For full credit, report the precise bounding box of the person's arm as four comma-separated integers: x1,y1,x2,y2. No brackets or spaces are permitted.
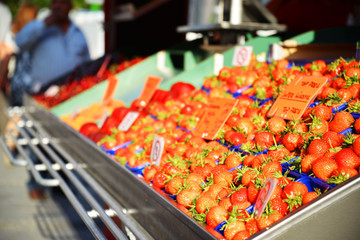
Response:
14,20,48,52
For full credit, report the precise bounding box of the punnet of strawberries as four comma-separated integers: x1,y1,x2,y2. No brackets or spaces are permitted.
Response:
33,57,144,108
74,56,360,240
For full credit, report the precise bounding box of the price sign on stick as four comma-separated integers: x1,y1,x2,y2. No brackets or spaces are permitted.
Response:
267,76,328,120
135,76,162,109
232,46,253,66
254,178,278,219
193,97,238,140
118,111,140,131
151,135,165,166
102,73,119,105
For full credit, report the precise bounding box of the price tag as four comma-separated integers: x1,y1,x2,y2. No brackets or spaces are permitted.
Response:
254,178,278,219
232,46,253,66
135,76,162,108
214,53,224,75
96,55,111,79
97,109,109,128
151,135,165,166
192,97,238,140
267,76,328,120
102,73,119,105
118,111,140,131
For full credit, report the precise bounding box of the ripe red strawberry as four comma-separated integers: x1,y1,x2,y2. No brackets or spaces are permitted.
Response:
226,113,241,128
328,166,358,184
165,176,184,195
230,188,248,204
329,111,354,133
176,189,199,208
270,197,288,216
219,197,232,211
267,146,291,161
281,182,308,199
143,165,158,182
233,230,251,240
254,131,274,150
152,171,168,189
257,215,273,230
268,116,287,135
313,104,332,121
224,219,246,240
214,171,234,188
312,157,339,181
225,152,244,169
308,117,329,134
283,132,303,152
322,131,344,148
196,196,218,214
302,191,319,205
235,117,255,136
203,183,227,200
301,154,322,173
242,155,256,167
206,205,229,228
247,182,260,204
353,135,360,156
229,132,247,146
262,161,282,178
251,154,268,170
307,139,330,155
355,118,360,134
240,168,258,187
345,67,360,78
335,148,360,169
245,218,259,235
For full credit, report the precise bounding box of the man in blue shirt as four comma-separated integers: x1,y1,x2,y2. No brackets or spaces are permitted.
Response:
10,0,90,106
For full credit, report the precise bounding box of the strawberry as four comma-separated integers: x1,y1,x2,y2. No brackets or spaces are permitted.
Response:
307,139,330,155
281,181,308,199
196,195,218,214
206,205,229,228
302,191,320,205
251,154,268,170
238,168,258,187
355,118,360,134
203,183,227,200
267,145,291,161
262,161,282,178
257,215,273,230
234,117,255,136
313,104,332,121
322,131,344,148
165,175,184,195
186,173,205,192
282,132,303,152
223,219,246,240
301,154,322,173
242,155,256,167
247,182,260,204
268,116,287,135
270,197,288,216
219,197,232,211
233,230,251,240
213,170,234,188
231,201,252,211
312,157,338,181
345,67,360,78
245,218,259,235
329,111,354,133
328,166,358,184
176,189,199,208
338,88,352,103
152,171,168,189
226,114,241,128
308,116,329,134
143,165,158,182
225,152,244,169
348,83,360,99
230,188,248,204
254,131,275,150
353,136,360,156
334,148,360,169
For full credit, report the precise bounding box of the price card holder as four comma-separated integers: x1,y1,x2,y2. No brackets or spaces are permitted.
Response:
118,111,140,131
232,46,253,66
135,76,162,108
267,76,328,120
254,178,278,219
151,135,165,166
193,97,238,140
214,53,224,75
102,73,119,105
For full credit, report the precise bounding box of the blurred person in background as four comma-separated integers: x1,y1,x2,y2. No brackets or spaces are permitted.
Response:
0,0,12,92
8,0,90,106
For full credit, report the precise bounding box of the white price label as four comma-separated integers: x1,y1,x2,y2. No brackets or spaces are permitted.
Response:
44,85,60,97
151,135,165,166
213,53,224,75
118,111,139,131
232,46,253,66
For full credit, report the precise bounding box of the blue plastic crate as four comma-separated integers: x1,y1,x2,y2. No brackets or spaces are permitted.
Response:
101,141,133,156
125,162,150,176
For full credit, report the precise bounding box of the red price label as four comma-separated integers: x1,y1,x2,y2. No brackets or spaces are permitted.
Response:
232,46,253,66
118,111,140,131
151,135,165,166
135,76,162,108
254,178,278,219
102,73,119,105
193,97,238,140
267,76,328,120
